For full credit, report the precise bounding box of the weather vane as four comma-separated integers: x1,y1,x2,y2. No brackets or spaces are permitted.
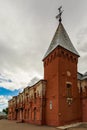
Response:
56,6,63,22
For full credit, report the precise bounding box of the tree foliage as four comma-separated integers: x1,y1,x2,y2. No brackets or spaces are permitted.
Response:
2,107,8,114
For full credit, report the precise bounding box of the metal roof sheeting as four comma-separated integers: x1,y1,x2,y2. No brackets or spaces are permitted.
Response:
77,72,87,80
43,22,79,59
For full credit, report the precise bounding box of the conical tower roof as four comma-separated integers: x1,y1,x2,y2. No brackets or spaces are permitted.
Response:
43,22,79,60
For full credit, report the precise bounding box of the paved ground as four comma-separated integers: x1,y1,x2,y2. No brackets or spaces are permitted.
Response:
69,128,87,130
0,119,55,130
0,119,87,130
68,123,87,130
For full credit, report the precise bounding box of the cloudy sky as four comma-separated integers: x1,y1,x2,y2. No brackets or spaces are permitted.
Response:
0,0,87,111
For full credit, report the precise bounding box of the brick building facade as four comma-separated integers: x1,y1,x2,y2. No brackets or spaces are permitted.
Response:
8,19,87,126
8,80,46,125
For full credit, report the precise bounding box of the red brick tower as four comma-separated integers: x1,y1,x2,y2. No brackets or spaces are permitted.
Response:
43,13,81,126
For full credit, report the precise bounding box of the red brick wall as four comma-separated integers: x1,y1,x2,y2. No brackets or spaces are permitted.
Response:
58,47,82,125
43,47,82,126
43,48,59,126
82,88,87,122
82,98,87,122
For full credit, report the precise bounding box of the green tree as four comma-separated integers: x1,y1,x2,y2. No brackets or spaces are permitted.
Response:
2,107,8,114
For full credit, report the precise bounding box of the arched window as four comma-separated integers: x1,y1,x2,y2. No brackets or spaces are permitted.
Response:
66,83,72,98
34,92,36,103
34,107,36,121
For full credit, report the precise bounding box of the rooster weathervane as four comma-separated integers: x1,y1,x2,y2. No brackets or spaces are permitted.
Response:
56,6,64,22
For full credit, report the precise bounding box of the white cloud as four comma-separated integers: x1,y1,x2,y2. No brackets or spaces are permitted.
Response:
76,26,87,73
28,77,40,86
0,95,12,111
0,71,42,91
0,0,86,90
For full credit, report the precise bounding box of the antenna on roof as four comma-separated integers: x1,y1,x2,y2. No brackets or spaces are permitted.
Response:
56,6,64,22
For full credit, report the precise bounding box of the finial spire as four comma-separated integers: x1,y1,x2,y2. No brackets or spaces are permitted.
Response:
56,6,63,22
